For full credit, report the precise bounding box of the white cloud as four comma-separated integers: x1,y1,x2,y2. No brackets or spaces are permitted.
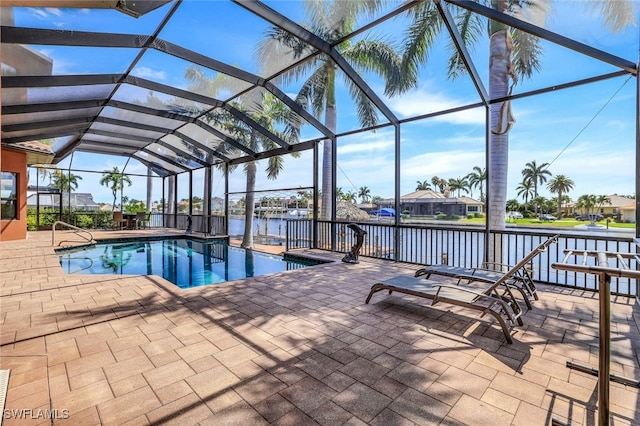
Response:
132,67,167,81
605,119,627,132
387,86,485,126
508,144,635,200
27,8,49,19
45,8,63,16
337,139,393,155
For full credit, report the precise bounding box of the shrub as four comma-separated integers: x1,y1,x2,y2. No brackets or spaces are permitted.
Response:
27,215,37,231
75,214,94,229
436,213,447,220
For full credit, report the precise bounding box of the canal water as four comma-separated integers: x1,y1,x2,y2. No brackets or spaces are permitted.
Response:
227,217,637,294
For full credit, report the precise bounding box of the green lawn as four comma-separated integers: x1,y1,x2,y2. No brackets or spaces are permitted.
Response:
467,217,635,229
403,216,635,229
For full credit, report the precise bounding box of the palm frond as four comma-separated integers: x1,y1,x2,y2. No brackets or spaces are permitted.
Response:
588,0,637,32
266,156,285,180
343,75,379,128
343,38,406,97
510,29,543,80
295,67,329,119
396,1,443,95
446,9,483,79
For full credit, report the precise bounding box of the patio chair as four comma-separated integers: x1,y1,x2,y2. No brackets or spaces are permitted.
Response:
132,211,149,229
112,211,127,230
365,250,545,343
413,235,559,309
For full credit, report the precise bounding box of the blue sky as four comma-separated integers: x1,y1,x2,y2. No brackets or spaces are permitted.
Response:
16,0,638,205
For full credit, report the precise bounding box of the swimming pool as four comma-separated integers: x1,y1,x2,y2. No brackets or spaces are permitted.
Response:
57,237,324,289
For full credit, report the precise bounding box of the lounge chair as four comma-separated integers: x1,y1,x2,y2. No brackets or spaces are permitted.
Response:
365,243,557,343
132,211,149,229
366,273,523,344
414,235,559,309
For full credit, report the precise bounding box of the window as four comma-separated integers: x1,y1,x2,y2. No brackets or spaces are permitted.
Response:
467,205,479,212
1,172,18,220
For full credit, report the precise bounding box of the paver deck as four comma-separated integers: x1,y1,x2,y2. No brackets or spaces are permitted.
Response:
1,230,639,425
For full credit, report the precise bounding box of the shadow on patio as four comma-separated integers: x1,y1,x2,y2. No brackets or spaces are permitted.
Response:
1,232,639,425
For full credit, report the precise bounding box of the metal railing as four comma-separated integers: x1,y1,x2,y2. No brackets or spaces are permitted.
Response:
52,221,95,246
286,219,638,297
164,213,226,235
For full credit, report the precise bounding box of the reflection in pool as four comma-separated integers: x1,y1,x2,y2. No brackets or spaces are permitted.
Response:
58,238,323,288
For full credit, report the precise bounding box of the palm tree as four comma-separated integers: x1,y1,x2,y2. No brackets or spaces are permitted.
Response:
34,164,57,186
51,170,82,193
257,1,403,221
51,170,83,212
231,94,298,249
185,66,300,246
530,195,547,216
515,179,534,208
506,198,520,213
448,177,469,198
547,174,575,218
576,194,611,224
344,191,358,204
184,67,246,229
415,180,432,191
371,195,384,206
358,186,371,204
521,160,552,214
100,167,132,212
431,176,447,193
466,166,486,203
395,1,636,234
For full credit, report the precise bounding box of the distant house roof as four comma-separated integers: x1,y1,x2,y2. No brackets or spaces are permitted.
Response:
400,190,482,205
27,192,101,210
620,202,636,211
604,195,636,208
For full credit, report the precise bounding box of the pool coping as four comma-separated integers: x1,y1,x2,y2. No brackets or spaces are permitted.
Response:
54,236,335,291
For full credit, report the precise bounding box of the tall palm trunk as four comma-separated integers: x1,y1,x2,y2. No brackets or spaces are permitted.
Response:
167,175,175,228
487,28,512,263
203,158,212,232
321,66,337,222
556,191,563,218
242,161,257,248
111,191,117,213
146,166,153,213
320,138,333,221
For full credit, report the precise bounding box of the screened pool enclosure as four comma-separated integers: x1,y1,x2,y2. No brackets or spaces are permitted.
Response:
2,0,638,246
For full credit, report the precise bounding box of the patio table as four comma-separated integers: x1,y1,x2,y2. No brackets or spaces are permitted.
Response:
552,250,640,426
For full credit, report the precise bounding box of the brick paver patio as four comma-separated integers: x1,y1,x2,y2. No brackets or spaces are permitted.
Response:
1,230,638,425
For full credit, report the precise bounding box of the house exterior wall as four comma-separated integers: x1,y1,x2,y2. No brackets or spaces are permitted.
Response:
572,197,635,219
1,148,28,241
620,208,636,223
400,201,472,217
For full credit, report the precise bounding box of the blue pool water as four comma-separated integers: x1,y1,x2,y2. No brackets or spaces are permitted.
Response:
57,238,322,289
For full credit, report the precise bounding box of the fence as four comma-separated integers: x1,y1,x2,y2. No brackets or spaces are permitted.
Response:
161,213,226,236
285,219,638,297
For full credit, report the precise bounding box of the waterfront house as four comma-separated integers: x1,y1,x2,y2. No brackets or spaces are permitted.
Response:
394,190,484,218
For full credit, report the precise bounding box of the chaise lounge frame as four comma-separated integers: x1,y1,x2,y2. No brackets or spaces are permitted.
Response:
413,235,559,309
365,237,558,343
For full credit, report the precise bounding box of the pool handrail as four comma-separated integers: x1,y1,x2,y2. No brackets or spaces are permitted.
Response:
52,221,96,246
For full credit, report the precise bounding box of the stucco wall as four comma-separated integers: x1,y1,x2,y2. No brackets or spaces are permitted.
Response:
1,148,28,241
